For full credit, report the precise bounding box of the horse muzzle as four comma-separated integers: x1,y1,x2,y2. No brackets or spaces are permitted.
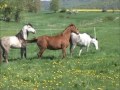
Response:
76,31,79,34
33,31,36,34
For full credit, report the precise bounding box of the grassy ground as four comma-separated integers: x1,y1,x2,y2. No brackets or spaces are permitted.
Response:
0,12,120,90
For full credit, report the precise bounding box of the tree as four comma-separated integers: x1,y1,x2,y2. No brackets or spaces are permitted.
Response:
26,0,41,13
33,0,41,13
50,0,59,12
0,0,24,22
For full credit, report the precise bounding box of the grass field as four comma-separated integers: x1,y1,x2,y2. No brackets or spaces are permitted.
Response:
0,12,120,90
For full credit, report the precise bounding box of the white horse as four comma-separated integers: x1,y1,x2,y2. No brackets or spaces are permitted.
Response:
70,33,98,56
0,23,36,63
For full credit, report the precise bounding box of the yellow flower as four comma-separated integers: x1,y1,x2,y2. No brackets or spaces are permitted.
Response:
4,4,7,8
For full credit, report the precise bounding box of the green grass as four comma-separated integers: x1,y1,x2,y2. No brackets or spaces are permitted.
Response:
0,12,120,90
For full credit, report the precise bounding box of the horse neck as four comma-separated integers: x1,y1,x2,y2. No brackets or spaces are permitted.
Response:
23,31,28,40
91,38,97,46
62,27,71,39
16,29,28,40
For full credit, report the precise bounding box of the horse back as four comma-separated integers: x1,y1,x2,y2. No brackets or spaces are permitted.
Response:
1,36,22,48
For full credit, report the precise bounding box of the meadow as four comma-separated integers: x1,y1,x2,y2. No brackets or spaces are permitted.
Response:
0,12,120,90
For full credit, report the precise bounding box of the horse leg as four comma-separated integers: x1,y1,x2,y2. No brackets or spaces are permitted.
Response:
0,46,2,63
24,47,27,58
79,48,83,56
70,44,76,57
2,47,9,63
70,43,72,55
2,50,9,63
38,48,46,58
5,52,9,63
87,44,90,52
2,49,5,60
20,48,24,59
21,47,27,59
62,47,66,59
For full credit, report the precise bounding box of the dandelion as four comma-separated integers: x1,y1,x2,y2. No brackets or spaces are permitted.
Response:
68,82,71,84
97,88,103,90
53,77,56,80
33,88,37,90
56,83,59,86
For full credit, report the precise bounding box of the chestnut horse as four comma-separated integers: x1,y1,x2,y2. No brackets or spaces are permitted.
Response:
27,24,79,58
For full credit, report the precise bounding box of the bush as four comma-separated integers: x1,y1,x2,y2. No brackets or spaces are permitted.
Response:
2,6,12,22
102,8,107,12
59,8,66,13
14,8,21,22
103,16,114,21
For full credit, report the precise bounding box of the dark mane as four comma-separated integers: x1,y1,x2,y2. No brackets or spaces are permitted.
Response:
15,30,29,40
15,30,24,40
89,34,98,40
89,34,94,39
62,24,75,35
27,23,33,27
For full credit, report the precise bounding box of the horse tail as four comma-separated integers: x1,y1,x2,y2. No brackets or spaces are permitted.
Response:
26,38,38,43
0,39,2,63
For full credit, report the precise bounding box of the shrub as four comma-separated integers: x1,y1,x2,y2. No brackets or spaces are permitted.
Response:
14,8,21,22
59,8,66,13
2,6,12,22
102,8,107,12
103,16,114,21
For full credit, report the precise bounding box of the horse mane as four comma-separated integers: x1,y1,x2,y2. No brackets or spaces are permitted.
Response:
89,34,98,40
27,23,33,27
62,24,75,35
15,30,29,40
15,30,24,40
49,24,76,37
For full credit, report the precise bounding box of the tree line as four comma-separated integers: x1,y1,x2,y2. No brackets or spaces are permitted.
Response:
0,0,59,22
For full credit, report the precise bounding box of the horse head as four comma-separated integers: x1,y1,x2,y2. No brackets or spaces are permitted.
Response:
69,24,79,34
22,23,36,34
91,38,99,50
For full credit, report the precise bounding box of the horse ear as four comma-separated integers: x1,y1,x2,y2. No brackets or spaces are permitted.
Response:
27,23,33,27
70,24,75,26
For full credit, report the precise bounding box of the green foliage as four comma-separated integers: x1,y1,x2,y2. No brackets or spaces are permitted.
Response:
0,0,41,22
26,0,41,13
0,0,23,22
2,6,13,22
50,0,59,12
103,16,114,22
59,8,67,13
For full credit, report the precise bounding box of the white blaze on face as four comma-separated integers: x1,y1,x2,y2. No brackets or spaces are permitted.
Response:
22,25,36,40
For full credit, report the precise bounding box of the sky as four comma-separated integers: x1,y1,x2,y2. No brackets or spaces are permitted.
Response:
40,0,51,1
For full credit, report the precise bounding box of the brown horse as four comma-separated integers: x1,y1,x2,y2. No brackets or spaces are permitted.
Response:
27,24,79,58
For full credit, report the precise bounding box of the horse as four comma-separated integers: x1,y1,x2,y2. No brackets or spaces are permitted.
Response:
70,33,98,56
27,24,79,59
0,23,36,63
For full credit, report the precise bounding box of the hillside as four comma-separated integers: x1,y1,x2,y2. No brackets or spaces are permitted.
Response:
60,0,120,9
